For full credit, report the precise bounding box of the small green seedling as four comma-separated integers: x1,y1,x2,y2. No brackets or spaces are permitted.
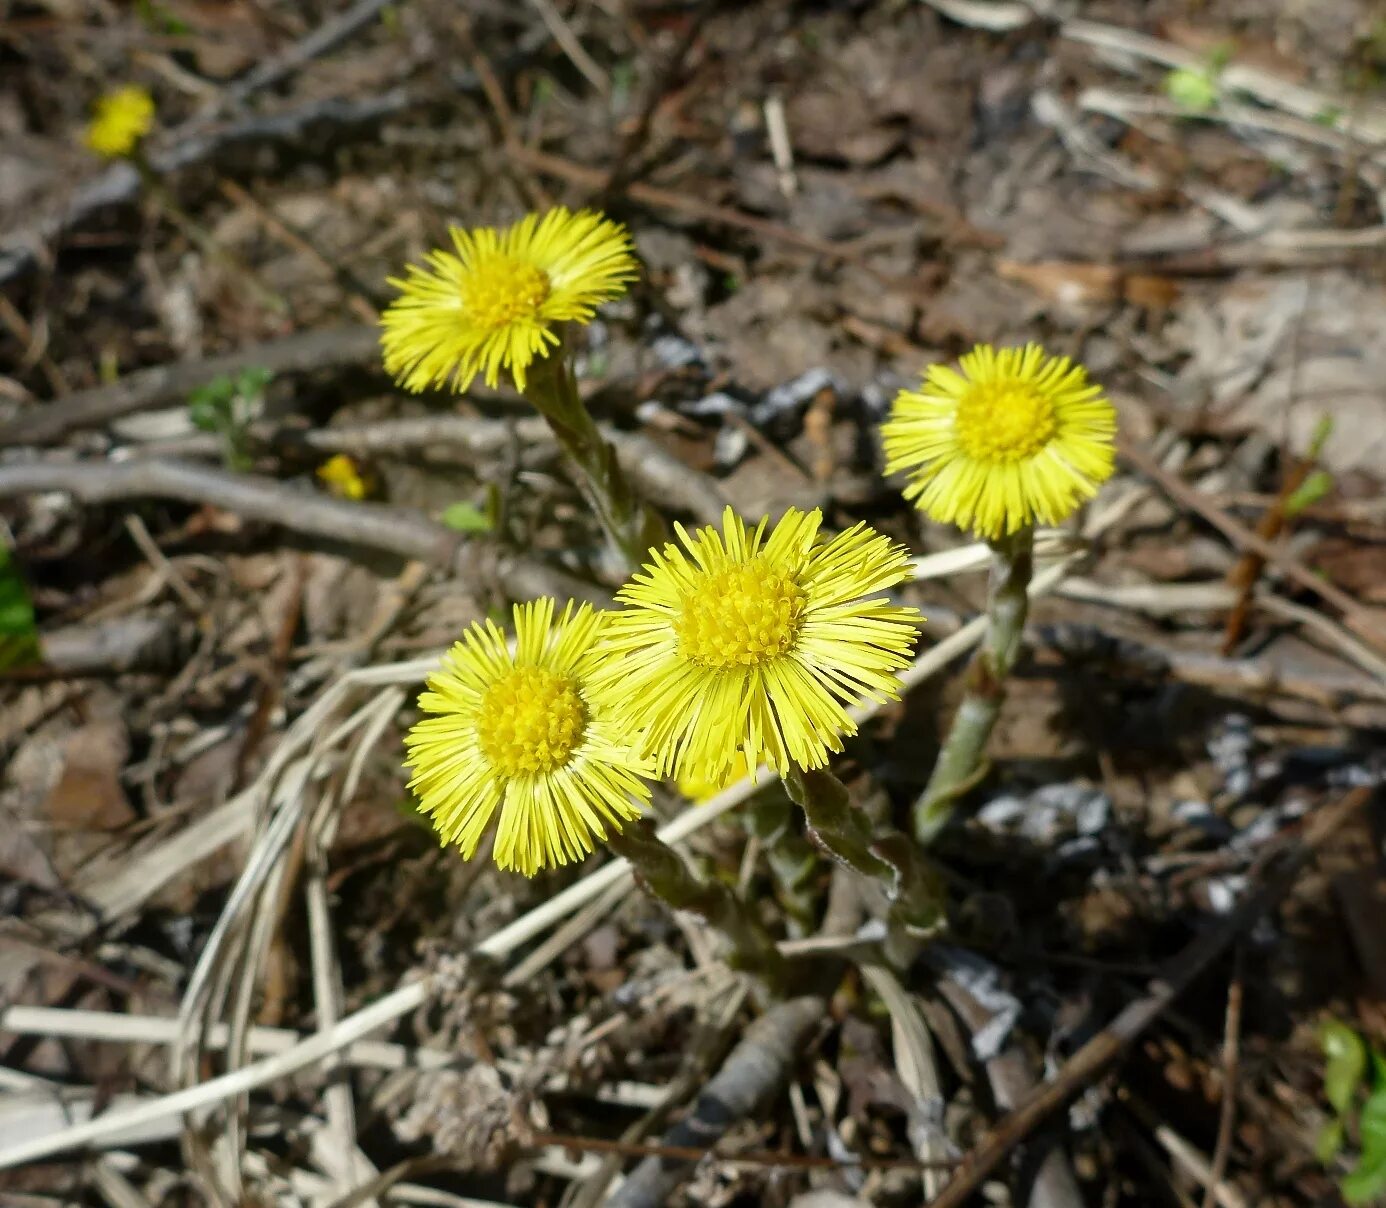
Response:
188,366,272,471
0,545,40,671
440,485,499,535
1164,45,1233,115
1284,416,1336,518
1318,1020,1386,1204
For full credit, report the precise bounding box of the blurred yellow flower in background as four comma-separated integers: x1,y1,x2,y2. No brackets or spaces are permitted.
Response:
316,453,372,500
380,207,637,394
598,507,922,787
882,343,1117,539
85,86,155,159
404,598,649,876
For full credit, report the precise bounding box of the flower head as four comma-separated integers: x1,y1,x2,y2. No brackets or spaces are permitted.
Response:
882,343,1117,539
85,86,156,159
598,507,922,786
316,453,371,500
380,207,637,393
405,598,649,876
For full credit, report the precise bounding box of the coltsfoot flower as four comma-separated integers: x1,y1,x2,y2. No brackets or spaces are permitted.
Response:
381,207,637,394
316,453,371,500
882,343,1117,540
405,598,649,876
598,507,922,786
85,86,155,159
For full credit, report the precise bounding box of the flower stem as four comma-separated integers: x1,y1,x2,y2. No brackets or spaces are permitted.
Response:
605,818,787,991
913,526,1035,844
783,764,943,965
745,791,819,938
523,347,669,570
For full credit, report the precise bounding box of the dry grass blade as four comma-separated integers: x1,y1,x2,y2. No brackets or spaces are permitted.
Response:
0,549,1090,1171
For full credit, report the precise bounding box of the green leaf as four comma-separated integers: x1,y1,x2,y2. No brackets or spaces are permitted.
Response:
1361,1083,1386,1154
0,546,41,671
188,376,236,431
1342,1151,1386,1205
1309,415,1336,457
1165,65,1219,113
235,366,273,398
1371,1049,1386,1087
1323,1020,1369,1115
440,501,493,533
1318,1118,1346,1164
1206,41,1235,71
1284,470,1334,518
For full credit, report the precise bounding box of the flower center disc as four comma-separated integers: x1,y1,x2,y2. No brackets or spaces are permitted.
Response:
954,381,1057,462
676,561,807,669
477,666,586,776
464,257,551,331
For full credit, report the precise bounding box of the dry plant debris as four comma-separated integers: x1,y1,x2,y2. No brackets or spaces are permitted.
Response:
1,1,1385,1206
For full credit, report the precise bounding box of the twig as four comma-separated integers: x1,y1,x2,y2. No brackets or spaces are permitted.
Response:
861,964,950,1197
922,785,1374,1208
217,0,397,111
0,456,604,605
506,144,941,298
763,94,797,198
600,0,716,199
1126,1095,1248,1208
0,325,379,445
606,997,825,1208
37,614,180,675
215,178,381,322
566,983,749,1208
0,560,1086,1171
123,513,205,613
0,1004,662,1108
526,0,609,94
531,1130,955,1171
1118,437,1386,653
1221,454,1315,653
133,413,729,525
937,969,1083,1208
1061,18,1386,143
1202,947,1244,1208
0,91,422,286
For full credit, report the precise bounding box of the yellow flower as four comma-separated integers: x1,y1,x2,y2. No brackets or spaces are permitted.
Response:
316,453,371,500
675,762,746,803
380,207,637,394
405,598,649,876
85,86,156,158
882,343,1117,540
598,507,922,786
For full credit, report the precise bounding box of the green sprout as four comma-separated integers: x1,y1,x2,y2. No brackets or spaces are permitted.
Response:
188,366,272,471
0,545,40,672
1318,1020,1386,1205
1164,45,1233,115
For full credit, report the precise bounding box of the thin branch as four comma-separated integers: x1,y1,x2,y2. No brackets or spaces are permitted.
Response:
506,144,943,299
528,1130,957,1171
1201,947,1245,1208
1118,437,1386,654
0,558,1087,1172
606,997,825,1208
924,785,1374,1208
220,0,399,110
0,325,379,445
0,456,604,605
0,91,423,285
139,413,727,525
